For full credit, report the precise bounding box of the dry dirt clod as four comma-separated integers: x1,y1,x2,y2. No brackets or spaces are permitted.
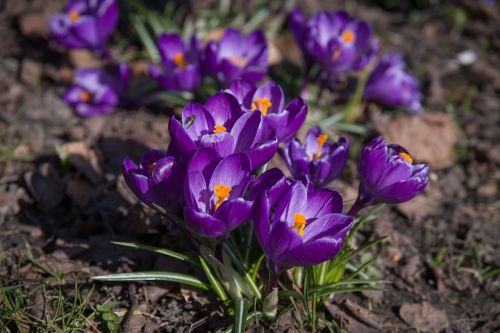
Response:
24,162,65,212
399,301,449,333
374,112,457,170
60,141,103,184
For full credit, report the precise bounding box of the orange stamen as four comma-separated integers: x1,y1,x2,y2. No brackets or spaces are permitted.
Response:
251,97,272,116
293,213,307,236
172,53,188,70
68,10,80,22
148,162,156,174
79,90,92,102
342,30,355,44
399,152,413,164
213,124,227,134
214,184,232,210
315,134,328,159
228,56,246,68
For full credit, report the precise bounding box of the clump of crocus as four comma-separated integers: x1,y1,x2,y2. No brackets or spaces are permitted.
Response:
289,8,379,84
349,137,429,215
150,33,203,91
253,179,353,275
280,126,349,187
123,149,185,213
226,79,308,142
64,63,130,117
49,0,118,56
363,53,423,112
204,28,268,86
184,149,253,239
168,92,278,170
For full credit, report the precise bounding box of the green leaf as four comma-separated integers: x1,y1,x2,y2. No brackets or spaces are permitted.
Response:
92,272,209,290
277,289,304,301
222,241,262,300
199,255,229,303
102,312,118,322
311,279,389,294
313,286,384,298
111,241,198,267
233,298,249,333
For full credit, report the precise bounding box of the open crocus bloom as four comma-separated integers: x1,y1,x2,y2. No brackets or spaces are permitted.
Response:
204,28,268,85
149,33,202,91
123,149,184,213
63,63,130,117
168,92,278,170
363,53,423,112
289,8,379,82
49,0,118,53
226,79,308,142
356,137,429,207
280,126,349,187
184,149,253,239
253,180,353,273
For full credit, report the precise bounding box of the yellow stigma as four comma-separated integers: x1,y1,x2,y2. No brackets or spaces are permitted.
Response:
214,184,232,210
293,213,307,236
172,53,188,70
79,90,92,102
213,124,227,134
342,30,355,44
399,152,413,164
315,134,328,159
251,97,272,116
228,56,246,68
148,162,156,174
68,10,80,22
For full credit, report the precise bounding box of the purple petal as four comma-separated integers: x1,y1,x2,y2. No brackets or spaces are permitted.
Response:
214,198,252,232
184,207,226,238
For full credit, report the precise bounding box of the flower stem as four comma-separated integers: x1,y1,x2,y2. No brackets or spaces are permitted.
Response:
347,197,365,217
268,271,278,294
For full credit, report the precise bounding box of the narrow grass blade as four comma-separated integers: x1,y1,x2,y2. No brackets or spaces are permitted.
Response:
313,286,384,298
111,241,198,267
92,272,209,290
233,298,249,333
311,279,389,294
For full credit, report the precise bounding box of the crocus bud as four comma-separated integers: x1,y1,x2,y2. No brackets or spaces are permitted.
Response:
350,137,429,215
123,149,184,213
280,126,349,187
363,53,423,112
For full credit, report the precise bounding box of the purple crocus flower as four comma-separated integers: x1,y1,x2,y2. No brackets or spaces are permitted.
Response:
64,63,130,117
123,149,184,213
350,137,429,215
253,180,353,273
363,53,423,112
49,0,118,54
204,28,268,85
168,92,278,170
280,126,349,187
184,149,253,239
226,79,308,142
289,8,379,80
149,33,202,91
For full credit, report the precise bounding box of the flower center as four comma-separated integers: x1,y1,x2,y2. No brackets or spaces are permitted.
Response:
399,152,413,164
228,56,246,68
79,90,92,102
293,213,307,236
341,30,355,44
148,162,156,174
214,184,232,210
213,124,227,134
315,134,328,159
68,10,80,22
251,97,272,116
172,53,188,70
